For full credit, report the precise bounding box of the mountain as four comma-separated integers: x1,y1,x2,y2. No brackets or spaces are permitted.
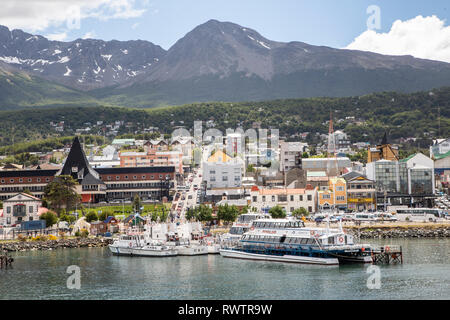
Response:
0,25,166,90
2,20,450,108
93,20,450,107
0,61,101,109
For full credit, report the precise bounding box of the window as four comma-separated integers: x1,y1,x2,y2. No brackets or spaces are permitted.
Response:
253,196,257,202
299,195,303,201
142,175,146,179
29,206,33,213
116,176,120,180
307,195,312,201
10,179,14,183
107,176,111,180
262,196,266,202
222,176,228,181
37,178,41,182
19,178,23,183
308,206,312,212
133,176,137,180
46,178,50,182
290,195,294,201
272,196,275,202
28,178,32,182
125,176,129,180
7,207,11,214
323,194,331,199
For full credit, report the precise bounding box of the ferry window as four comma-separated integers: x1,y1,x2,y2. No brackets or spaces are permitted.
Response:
300,238,307,244
328,237,335,245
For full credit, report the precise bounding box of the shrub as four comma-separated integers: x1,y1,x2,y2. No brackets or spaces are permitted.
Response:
75,230,81,237
80,228,89,238
32,235,48,241
17,234,27,242
85,211,98,223
48,235,58,241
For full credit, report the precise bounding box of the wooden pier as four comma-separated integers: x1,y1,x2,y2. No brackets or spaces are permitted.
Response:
0,251,14,269
370,245,403,264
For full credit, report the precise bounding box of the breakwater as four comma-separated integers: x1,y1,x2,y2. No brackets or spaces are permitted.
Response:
0,238,113,252
346,226,450,239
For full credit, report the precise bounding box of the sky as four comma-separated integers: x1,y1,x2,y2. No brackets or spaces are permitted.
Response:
1,0,450,62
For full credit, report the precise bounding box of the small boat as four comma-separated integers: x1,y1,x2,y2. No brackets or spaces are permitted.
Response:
109,229,177,257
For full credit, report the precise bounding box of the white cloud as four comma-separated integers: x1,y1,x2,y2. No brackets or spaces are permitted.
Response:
346,15,450,63
131,23,140,29
82,31,96,39
0,0,148,32
46,32,68,41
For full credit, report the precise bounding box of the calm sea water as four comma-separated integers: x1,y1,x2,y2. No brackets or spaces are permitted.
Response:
1,238,449,300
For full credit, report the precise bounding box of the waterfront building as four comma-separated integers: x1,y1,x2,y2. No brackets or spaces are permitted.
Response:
0,137,176,203
250,185,317,214
342,172,376,211
1,193,42,226
365,159,435,208
317,177,347,211
367,133,399,163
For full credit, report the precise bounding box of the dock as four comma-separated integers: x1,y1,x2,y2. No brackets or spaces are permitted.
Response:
0,251,14,269
370,245,403,264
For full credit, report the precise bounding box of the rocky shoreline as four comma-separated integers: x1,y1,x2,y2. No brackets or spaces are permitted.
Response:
0,238,113,252
346,226,450,239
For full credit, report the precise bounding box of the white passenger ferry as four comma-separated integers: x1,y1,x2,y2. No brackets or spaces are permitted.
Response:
220,218,373,265
221,213,270,245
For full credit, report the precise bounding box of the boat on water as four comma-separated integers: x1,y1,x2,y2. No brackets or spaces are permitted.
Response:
166,222,209,256
221,213,270,246
109,232,178,257
220,218,373,265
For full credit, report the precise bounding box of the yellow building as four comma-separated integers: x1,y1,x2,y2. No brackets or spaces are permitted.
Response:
367,133,399,163
318,177,347,211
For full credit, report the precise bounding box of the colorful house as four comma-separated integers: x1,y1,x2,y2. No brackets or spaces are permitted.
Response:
318,177,347,211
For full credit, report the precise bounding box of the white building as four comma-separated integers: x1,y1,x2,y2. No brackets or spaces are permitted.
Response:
202,150,244,189
280,141,308,172
1,193,42,226
430,138,450,158
250,185,317,214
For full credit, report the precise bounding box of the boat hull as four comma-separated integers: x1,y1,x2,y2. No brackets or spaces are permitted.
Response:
219,249,339,266
177,245,209,256
109,245,177,257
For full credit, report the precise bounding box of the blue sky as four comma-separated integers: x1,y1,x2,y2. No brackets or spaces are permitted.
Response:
1,0,449,52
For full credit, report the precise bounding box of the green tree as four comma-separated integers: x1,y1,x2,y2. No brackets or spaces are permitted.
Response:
43,175,80,216
98,211,108,221
40,211,58,228
186,207,197,221
217,204,239,224
132,194,142,214
60,214,76,224
196,205,213,222
14,152,39,167
269,206,286,219
85,211,98,223
292,207,309,219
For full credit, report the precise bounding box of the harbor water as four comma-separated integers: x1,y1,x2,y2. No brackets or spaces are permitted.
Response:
0,238,449,300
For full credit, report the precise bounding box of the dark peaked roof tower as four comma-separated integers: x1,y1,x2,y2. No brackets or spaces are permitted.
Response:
58,137,104,185
380,132,388,145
